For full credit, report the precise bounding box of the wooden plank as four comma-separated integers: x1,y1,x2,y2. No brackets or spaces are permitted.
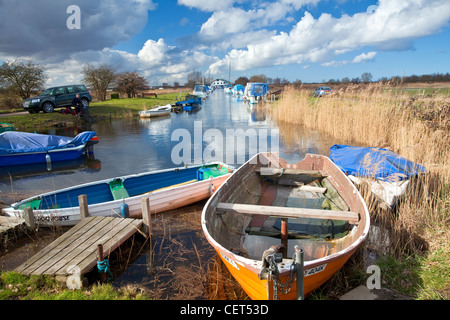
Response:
73,219,142,276
257,168,325,177
29,217,116,275
15,216,105,274
43,217,129,276
52,219,140,276
15,216,143,283
216,203,360,223
298,186,327,194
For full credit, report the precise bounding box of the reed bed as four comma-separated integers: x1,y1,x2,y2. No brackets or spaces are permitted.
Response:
269,83,449,261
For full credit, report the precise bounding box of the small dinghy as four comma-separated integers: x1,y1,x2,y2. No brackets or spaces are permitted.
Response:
202,152,370,299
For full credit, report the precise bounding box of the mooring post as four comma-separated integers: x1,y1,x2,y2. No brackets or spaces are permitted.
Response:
141,197,154,275
23,207,36,231
281,218,288,258
97,244,106,283
78,195,89,219
294,245,304,300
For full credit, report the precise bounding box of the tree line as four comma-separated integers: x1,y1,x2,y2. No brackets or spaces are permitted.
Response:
1,59,449,102
0,60,149,101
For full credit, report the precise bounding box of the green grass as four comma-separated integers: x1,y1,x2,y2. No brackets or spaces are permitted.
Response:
90,92,188,115
386,87,450,97
0,272,151,300
0,92,190,132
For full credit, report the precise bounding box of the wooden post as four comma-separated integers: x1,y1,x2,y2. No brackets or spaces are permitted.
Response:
23,207,36,231
294,245,304,300
78,195,89,220
281,218,288,258
97,244,106,283
141,197,152,237
141,197,154,275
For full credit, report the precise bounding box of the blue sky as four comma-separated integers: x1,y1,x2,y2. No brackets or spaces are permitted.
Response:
0,0,449,87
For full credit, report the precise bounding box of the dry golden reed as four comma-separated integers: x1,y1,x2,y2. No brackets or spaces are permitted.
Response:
269,84,449,256
270,84,449,174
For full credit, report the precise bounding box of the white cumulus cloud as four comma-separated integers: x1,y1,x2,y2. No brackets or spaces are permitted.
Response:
208,0,450,75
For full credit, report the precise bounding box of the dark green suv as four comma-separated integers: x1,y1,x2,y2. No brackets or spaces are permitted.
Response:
22,84,92,113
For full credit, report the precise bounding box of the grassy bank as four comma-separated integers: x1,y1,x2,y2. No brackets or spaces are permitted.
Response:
0,91,189,132
268,84,449,299
89,91,188,117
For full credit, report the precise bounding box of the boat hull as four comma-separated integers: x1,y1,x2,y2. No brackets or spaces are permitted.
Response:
213,244,356,300
139,105,172,118
0,131,97,167
4,163,232,227
0,145,85,167
201,153,370,300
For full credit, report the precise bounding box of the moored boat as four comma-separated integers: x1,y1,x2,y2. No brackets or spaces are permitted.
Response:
4,162,233,227
139,104,172,118
201,152,370,299
193,85,208,99
0,122,14,133
243,82,269,104
0,131,98,167
330,144,426,209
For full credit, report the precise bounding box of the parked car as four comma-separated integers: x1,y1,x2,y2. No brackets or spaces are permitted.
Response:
314,86,332,97
22,84,92,113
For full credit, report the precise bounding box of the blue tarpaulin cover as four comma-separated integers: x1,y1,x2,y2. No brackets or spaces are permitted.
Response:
0,131,97,155
250,83,269,96
233,84,244,92
175,98,201,106
330,144,426,181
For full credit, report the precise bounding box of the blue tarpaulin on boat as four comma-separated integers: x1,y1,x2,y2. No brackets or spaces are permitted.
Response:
233,84,244,92
0,131,97,155
249,83,269,97
175,98,201,106
330,144,426,181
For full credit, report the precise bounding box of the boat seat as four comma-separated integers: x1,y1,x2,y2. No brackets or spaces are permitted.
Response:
109,178,130,200
216,202,360,224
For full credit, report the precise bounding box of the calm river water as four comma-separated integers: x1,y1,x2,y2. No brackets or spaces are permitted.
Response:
0,89,340,198
1,89,347,299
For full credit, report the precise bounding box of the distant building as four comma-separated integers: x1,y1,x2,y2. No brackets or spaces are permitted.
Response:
211,79,230,89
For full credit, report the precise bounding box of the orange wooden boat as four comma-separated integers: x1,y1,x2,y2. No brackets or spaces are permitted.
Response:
201,153,370,300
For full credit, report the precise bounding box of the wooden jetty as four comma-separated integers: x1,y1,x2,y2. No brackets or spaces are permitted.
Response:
13,195,155,288
1,214,29,249
0,215,25,234
15,216,143,286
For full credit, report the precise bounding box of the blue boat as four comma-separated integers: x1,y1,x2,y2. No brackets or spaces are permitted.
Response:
244,83,269,104
4,162,234,227
0,131,98,167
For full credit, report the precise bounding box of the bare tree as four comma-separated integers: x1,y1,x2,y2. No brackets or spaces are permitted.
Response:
361,72,373,83
185,71,203,88
82,64,118,101
0,59,47,99
116,72,149,98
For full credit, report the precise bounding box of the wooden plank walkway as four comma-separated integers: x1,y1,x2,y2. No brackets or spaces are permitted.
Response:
0,215,25,234
15,216,143,282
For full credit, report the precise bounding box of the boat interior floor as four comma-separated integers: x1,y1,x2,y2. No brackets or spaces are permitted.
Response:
236,174,354,261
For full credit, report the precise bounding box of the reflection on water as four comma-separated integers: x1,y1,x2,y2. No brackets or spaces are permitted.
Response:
0,89,347,197
0,154,101,179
